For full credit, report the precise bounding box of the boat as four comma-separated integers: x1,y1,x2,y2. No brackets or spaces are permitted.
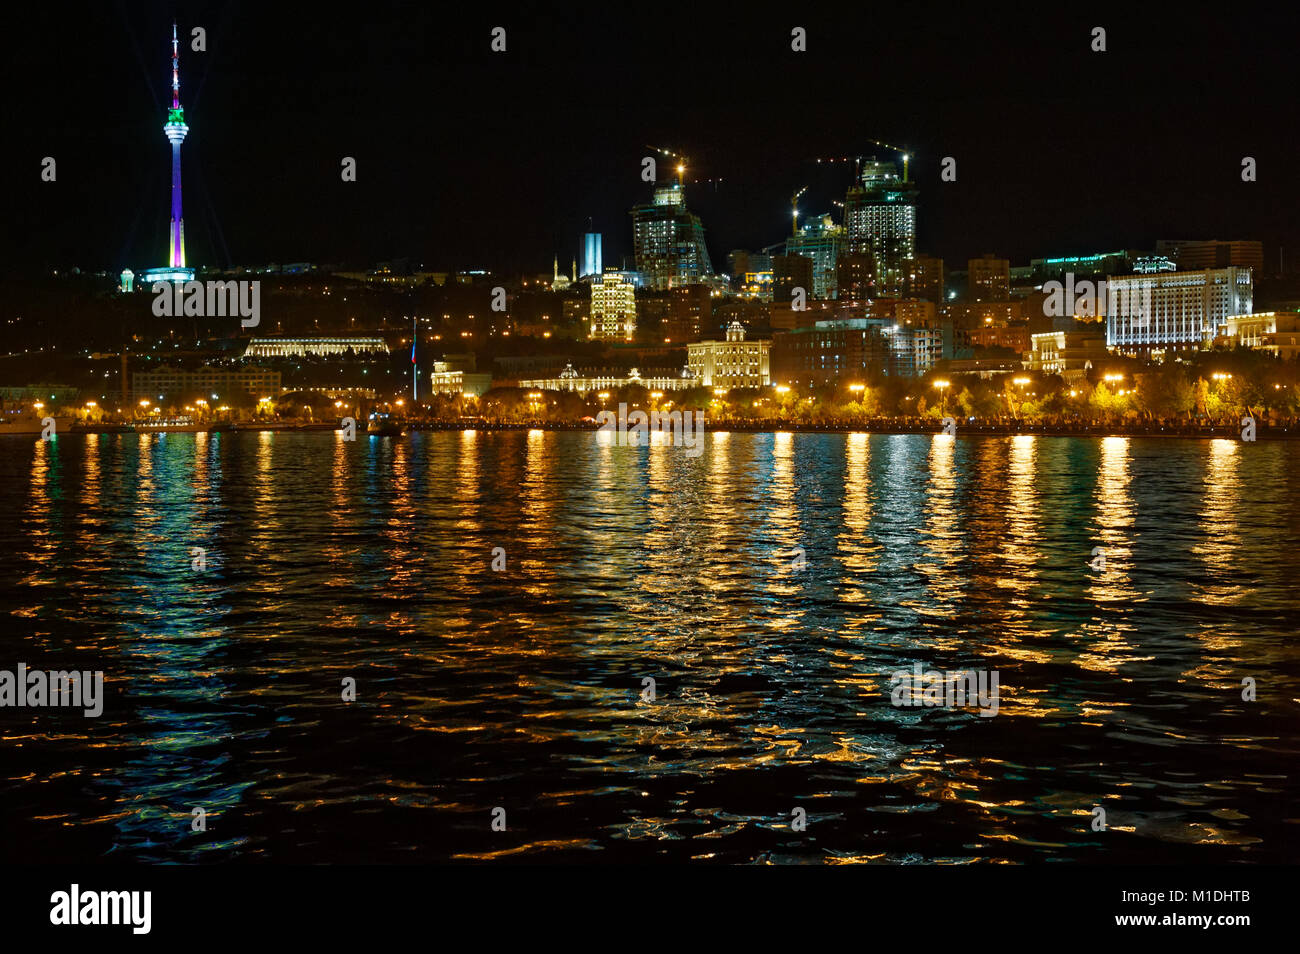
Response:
367,411,405,436
0,413,79,436
134,415,204,433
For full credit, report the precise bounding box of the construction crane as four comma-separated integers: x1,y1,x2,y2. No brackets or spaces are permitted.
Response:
791,186,808,236
811,139,913,182
862,138,912,182
645,145,688,186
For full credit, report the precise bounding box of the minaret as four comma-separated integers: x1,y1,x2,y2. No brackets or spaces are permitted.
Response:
163,22,189,270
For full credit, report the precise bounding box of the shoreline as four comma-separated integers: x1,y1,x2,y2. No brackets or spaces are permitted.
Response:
7,421,1297,440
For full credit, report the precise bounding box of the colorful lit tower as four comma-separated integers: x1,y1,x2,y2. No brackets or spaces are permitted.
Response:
144,23,194,285
164,23,189,270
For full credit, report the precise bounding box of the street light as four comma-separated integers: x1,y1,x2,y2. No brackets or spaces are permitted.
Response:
933,378,950,412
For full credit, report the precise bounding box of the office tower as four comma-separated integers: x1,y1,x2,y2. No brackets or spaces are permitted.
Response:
842,159,917,296
630,183,712,290
786,214,845,299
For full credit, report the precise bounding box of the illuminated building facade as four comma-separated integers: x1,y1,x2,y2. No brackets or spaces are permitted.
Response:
1215,311,1300,358
1106,267,1253,353
686,322,771,387
630,184,713,290
242,337,391,358
519,364,696,392
1023,330,1109,382
843,160,917,296
590,270,637,341
786,214,844,299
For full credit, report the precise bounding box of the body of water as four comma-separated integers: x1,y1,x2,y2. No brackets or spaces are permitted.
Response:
1,430,1296,863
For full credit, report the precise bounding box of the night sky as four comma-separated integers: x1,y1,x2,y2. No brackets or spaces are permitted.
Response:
6,1,1298,277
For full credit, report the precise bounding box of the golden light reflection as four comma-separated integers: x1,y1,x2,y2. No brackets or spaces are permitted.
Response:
917,433,964,605
837,432,878,578
1191,439,1242,604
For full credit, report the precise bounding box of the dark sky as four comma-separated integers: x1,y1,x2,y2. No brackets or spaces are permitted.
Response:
5,1,1298,277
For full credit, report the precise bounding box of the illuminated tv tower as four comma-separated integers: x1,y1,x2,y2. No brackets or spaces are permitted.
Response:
144,23,194,286
164,22,189,270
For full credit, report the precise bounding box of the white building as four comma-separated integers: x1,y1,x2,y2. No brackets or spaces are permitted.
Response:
1106,267,1252,354
519,364,696,393
1023,330,1109,382
243,337,390,358
686,322,771,387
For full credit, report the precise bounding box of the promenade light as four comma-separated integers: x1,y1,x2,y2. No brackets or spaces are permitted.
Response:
775,385,790,394
848,383,865,392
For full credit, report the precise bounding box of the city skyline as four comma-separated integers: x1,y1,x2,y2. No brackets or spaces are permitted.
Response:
7,3,1300,277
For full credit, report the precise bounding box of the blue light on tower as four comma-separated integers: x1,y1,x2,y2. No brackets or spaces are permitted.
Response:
582,233,602,279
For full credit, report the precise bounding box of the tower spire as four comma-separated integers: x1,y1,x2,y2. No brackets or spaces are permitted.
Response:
162,21,191,272
171,22,181,109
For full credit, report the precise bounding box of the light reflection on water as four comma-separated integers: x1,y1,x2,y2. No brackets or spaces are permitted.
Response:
1,431,1296,863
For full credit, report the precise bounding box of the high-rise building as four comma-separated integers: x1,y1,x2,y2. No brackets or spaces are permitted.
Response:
967,253,1010,301
589,270,637,341
786,214,844,299
903,255,944,303
143,23,195,285
581,233,603,278
772,253,814,305
1106,267,1253,353
842,160,918,296
630,184,712,290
